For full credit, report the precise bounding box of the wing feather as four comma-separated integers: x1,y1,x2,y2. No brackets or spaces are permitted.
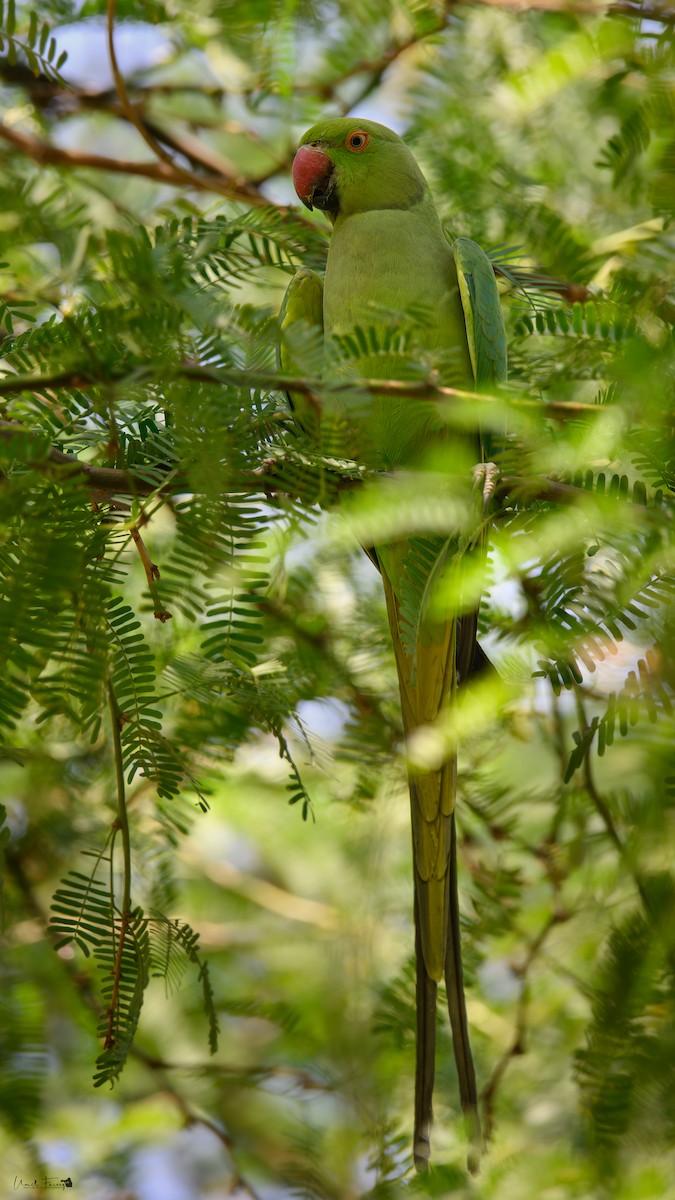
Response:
278,268,324,435
453,237,507,387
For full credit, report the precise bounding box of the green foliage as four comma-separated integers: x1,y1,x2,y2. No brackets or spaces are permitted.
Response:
0,0,67,82
0,974,47,1139
92,903,150,1087
576,888,675,1164
0,0,674,1195
50,849,219,1086
148,912,220,1052
51,856,115,958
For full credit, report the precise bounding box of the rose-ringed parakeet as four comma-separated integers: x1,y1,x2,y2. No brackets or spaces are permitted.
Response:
280,118,506,1171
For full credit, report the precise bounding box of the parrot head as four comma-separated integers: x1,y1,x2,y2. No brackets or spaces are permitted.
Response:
292,118,427,220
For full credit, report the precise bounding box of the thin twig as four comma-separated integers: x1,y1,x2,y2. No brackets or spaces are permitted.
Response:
128,511,173,622
573,690,624,856
259,596,396,732
104,680,133,1050
572,688,653,915
480,910,562,1141
106,0,240,195
0,420,183,492
106,0,179,170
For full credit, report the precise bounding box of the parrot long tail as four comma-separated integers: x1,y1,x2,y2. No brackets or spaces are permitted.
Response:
413,890,437,1172
412,806,481,1175
378,552,481,1171
445,812,481,1173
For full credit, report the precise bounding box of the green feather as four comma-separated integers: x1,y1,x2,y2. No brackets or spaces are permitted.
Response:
453,236,508,387
278,267,324,436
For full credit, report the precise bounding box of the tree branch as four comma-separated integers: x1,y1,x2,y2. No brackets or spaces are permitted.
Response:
572,689,655,917
475,0,675,17
0,60,285,183
0,422,180,493
0,422,649,511
106,0,178,171
299,0,674,116
0,121,271,206
0,361,604,415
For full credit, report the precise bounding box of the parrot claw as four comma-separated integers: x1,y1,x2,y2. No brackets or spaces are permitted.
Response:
471,461,499,508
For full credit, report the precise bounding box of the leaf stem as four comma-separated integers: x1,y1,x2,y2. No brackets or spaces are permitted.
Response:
105,680,132,1047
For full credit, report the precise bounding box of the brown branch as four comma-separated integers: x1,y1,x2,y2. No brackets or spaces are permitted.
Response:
102,95,244,180
106,0,177,171
128,513,173,622
104,0,249,195
140,116,244,180
0,421,180,493
1,422,653,512
0,59,289,183
311,3,455,106
0,368,97,395
0,121,270,205
0,361,604,416
103,908,131,1049
494,474,602,504
572,689,656,918
573,690,625,857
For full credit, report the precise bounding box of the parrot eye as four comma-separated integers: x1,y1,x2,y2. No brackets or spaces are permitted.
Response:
346,130,370,152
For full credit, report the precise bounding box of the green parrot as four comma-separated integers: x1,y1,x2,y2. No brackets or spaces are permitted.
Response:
279,118,506,1171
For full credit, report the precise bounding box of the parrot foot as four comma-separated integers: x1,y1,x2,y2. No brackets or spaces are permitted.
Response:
471,461,499,509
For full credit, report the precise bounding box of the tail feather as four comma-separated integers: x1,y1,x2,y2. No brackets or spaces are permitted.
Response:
413,890,437,1172
379,548,480,1170
445,812,482,1173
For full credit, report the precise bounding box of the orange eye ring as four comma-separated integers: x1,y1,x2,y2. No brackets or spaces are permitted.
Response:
346,130,370,152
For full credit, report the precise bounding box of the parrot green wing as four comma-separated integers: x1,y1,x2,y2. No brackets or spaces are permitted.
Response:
279,267,324,348
453,237,507,387
278,267,324,437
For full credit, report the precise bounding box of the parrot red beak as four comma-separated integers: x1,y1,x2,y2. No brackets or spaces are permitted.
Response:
292,144,335,212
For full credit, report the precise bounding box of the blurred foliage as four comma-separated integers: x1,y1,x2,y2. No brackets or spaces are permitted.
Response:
0,0,674,1197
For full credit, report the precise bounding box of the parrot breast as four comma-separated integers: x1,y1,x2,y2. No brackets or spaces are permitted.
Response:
322,207,472,468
